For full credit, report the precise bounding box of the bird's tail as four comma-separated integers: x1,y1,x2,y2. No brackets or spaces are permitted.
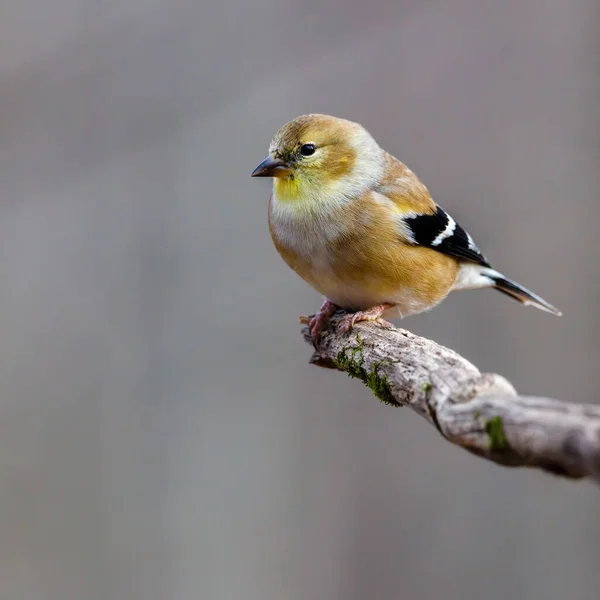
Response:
454,265,562,316
487,269,562,316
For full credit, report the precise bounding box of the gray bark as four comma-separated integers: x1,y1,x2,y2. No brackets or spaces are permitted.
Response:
302,314,600,482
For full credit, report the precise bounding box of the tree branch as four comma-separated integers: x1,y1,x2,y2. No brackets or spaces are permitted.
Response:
300,313,600,483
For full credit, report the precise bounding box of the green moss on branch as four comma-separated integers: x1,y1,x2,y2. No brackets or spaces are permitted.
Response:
485,416,509,451
334,335,400,407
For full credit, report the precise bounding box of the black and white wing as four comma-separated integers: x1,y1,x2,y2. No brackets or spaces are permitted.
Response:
403,204,490,267
399,203,562,315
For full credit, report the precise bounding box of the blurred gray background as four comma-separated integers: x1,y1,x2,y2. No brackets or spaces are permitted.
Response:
0,1,598,599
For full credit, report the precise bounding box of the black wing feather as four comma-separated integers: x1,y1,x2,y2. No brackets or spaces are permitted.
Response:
403,205,490,267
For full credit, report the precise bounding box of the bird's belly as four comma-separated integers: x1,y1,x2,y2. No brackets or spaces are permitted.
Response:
312,272,388,310
271,236,454,317
305,266,438,317
269,199,457,318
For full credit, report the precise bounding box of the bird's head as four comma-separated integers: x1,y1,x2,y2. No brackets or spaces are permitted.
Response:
251,114,383,207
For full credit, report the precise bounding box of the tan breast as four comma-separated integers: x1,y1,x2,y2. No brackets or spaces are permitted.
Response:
268,191,459,315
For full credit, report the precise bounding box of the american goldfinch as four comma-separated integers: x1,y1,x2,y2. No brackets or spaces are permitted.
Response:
251,114,561,344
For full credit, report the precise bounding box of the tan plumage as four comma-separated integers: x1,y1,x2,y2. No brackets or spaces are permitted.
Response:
252,114,560,342
268,168,458,315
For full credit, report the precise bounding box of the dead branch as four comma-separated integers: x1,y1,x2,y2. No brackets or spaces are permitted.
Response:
301,313,600,483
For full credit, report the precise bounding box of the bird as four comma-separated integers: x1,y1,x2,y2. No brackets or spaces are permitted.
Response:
251,114,561,345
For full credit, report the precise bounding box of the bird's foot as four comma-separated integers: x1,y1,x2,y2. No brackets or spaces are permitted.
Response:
338,303,395,334
300,299,339,348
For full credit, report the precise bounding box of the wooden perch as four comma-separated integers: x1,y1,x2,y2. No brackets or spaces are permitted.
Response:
300,313,600,483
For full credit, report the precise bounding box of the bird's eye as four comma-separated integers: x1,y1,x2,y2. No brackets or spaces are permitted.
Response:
300,143,316,157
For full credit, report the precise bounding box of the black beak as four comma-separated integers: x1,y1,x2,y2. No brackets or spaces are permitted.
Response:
251,156,290,178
